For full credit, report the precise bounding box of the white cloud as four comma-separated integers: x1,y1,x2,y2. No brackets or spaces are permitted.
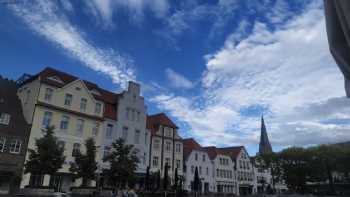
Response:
165,68,194,89
8,0,135,88
84,0,169,28
152,1,350,151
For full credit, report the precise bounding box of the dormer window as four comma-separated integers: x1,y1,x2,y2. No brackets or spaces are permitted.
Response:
44,88,53,102
64,94,73,106
80,98,87,112
94,102,102,114
0,113,11,125
47,76,64,84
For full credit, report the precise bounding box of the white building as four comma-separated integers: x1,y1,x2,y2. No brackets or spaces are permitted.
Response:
204,146,237,195
182,138,215,194
218,146,256,196
147,113,183,183
99,81,150,186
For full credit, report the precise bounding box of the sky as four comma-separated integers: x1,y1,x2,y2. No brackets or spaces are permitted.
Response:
1,0,350,155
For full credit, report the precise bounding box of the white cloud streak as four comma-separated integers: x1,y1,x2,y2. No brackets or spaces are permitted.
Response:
8,0,135,88
165,68,194,89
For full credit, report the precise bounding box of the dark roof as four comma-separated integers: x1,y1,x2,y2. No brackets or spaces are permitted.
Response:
202,146,245,160
146,113,178,134
182,138,203,160
259,116,273,154
21,67,118,120
0,76,31,137
217,146,245,160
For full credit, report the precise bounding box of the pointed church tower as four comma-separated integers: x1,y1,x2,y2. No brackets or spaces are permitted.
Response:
259,115,273,155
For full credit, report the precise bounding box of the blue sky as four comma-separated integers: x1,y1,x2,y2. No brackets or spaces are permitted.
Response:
1,0,350,155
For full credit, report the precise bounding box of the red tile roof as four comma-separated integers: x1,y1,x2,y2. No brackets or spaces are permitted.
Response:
202,146,245,160
217,146,245,160
182,138,203,160
146,113,178,134
26,67,119,120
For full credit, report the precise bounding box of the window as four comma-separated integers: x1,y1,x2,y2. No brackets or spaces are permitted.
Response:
76,119,84,136
57,141,65,151
103,146,110,159
175,143,181,153
144,132,148,145
202,154,206,162
95,102,102,114
176,159,181,169
153,156,159,167
44,88,53,102
60,115,69,130
0,113,11,125
131,109,135,121
92,122,99,136
216,169,219,177
164,127,172,137
126,108,130,120
153,139,160,150
25,90,30,104
136,112,140,121
42,111,52,128
0,137,6,152
165,141,171,152
195,153,198,161
80,98,87,112
199,166,202,175
106,124,113,137
134,130,140,144
9,139,21,154
122,127,128,141
191,166,194,174
64,94,73,106
206,167,209,175
72,143,80,157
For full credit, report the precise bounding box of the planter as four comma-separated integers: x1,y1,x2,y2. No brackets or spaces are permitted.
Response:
21,187,54,196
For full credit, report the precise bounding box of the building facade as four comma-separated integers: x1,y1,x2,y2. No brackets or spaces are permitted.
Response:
147,113,183,183
183,138,214,194
204,147,237,195
17,68,115,192
0,77,31,194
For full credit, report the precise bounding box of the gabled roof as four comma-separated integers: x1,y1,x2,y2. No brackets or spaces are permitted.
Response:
21,67,119,120
217,146,245,160
146,113,178,134
182,138,204,160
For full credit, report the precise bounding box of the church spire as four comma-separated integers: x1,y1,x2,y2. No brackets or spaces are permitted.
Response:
259,115,273,155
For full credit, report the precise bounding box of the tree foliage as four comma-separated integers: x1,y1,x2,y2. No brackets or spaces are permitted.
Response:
271,144,350,194
24,126,65,186
70,138,97,187
103,138,139,189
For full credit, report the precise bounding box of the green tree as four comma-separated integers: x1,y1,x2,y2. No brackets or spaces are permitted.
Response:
257,152,282,192
24,126,65,187
70,138,97,187
278,147,311,194
103,138,139,189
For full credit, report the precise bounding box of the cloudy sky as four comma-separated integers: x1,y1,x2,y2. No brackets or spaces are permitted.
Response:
1,0,349,155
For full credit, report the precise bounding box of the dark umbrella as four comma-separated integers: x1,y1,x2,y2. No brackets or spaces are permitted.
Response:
163,163,169,191
145,166,150,191
324,0,350,97
194,166,200,197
